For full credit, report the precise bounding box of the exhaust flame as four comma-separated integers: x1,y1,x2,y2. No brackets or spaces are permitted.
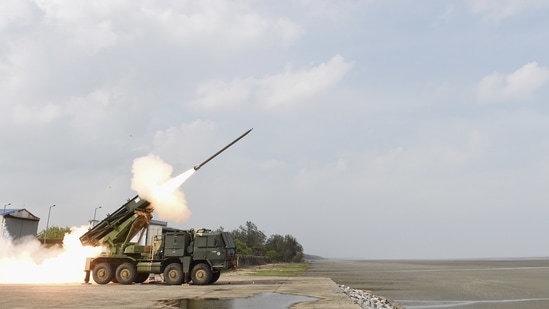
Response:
0,226,102,284
131,154,194,222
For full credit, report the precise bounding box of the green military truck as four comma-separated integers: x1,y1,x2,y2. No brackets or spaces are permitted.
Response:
79,196,237,285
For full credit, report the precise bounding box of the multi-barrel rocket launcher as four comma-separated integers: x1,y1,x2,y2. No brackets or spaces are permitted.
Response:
79,128,252,285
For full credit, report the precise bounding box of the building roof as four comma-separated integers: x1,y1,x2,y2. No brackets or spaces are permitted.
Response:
1,208,17,216
150,219,167,226
1,209,40,221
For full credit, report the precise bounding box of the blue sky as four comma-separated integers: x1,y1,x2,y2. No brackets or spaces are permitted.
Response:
1,0,549,259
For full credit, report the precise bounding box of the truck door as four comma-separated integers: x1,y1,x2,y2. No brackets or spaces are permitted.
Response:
194,235,223,263
163,233,189,257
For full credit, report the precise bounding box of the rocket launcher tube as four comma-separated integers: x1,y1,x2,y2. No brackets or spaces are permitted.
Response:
193,128,253,170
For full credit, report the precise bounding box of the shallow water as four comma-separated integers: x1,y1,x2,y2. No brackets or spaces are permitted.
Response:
158,292,317,309
401,298,549,309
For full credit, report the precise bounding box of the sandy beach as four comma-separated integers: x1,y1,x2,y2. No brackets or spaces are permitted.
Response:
306,259,549,308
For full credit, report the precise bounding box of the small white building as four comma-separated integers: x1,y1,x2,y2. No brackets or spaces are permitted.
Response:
1,208,40,240
145,220,167,246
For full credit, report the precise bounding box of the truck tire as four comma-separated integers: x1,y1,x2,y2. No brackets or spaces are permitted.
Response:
191,263,212,285
134,273,149,284
210,271,221,284
92,262,114,285
163,263,184,285
115,262,137,285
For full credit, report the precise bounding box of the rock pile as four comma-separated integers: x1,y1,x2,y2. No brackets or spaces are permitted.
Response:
339,284,405,309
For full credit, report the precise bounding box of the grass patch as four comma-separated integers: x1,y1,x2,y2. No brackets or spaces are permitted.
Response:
246,263,309,277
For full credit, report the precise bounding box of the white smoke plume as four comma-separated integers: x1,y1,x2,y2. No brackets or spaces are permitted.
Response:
131,154,194,222
0,225,102,283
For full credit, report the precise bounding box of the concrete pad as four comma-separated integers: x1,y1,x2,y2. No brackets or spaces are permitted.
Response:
0,273,360,308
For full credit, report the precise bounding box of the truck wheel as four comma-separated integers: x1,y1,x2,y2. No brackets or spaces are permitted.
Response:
134,273,149,284
210,271,221,284
191,263,212,285
115,262,137,285
92,262,114,285
163,263,184,285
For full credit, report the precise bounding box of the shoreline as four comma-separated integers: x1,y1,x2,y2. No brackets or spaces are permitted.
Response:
2,259,549,308
305,259,549,309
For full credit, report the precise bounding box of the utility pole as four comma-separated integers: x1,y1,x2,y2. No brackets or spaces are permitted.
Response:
43,204,56,245
93,206,102,221
89,206,102,229
1,203,10,237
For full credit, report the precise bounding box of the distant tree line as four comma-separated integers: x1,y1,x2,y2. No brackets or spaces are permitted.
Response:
224,221,304,263
38,222,305,263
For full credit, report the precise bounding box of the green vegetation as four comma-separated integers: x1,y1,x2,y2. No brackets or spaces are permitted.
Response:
265,234,304,263
246,263,309,277
231,221,266,255
37,226,71,243
226,221,304,263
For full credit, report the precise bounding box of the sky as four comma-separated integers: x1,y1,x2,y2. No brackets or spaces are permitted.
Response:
1,0,549,259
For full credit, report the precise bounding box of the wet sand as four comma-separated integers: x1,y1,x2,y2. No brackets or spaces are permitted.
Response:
305,259,549,309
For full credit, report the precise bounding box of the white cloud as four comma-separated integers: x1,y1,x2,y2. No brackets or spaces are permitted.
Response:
257,55,355,109
12,103,62,124
367,130,488,178
468,0,549,21
151,120,218,167
65,88,119,132
271,18,303,46
188,55,354,111
477,62,549,103
70,20,118,54
0,0,36,31
141,1,303,48
1,0,302,61
188,79,252,110
32,0,122,54
296,0,373,20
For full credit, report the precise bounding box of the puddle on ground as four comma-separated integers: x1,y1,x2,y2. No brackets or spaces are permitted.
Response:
158,292,317,309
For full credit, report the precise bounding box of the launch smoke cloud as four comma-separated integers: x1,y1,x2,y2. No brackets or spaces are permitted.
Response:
0,226,102,283
131,154,193,222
